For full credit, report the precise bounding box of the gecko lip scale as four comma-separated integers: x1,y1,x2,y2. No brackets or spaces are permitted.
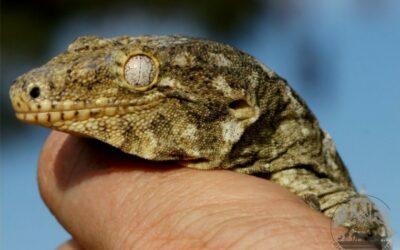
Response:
14,100,163,126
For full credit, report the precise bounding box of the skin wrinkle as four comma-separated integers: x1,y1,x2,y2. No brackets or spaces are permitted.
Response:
104,181,143,249
39,132,354,248
134,211,213,250
152,238,205,250
140,200,221,244
226,205,340,249
148,228,210,250
123,186,175,246
266,229,335,250
210,220,275,249
115,220,146,250
125,195,171,245
110,171,193,248
111,172,186,247
210,215,320,250
164,203,218,232
65,183,108,248
220,216,304,247
226,223,290,250
177,202,294,249
305,227,337,246
111,182,174,248
161,180,301,239
120,174,315,249
176,205,252,243
114,171,222,248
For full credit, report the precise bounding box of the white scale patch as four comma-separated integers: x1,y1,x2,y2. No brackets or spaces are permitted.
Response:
248,71,259,89
172,52,195,67
322,131,339,171
301,127,310,136
148,36,189,47
159,77,182,88
221,121,243,143
212,76,233,97
138,131,159,159
208,52,232,67
182,124,197,138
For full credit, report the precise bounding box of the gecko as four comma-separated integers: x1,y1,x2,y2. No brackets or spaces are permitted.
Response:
9,35,389,244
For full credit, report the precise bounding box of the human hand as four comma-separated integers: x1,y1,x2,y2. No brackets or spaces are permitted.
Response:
39,131,341,250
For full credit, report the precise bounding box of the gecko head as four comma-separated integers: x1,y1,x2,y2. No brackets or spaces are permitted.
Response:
9,35,272,169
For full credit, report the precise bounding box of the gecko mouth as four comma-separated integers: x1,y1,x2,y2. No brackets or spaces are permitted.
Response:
12,97,163,127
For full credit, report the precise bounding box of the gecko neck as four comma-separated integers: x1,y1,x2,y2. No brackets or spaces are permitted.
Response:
224,79,353,187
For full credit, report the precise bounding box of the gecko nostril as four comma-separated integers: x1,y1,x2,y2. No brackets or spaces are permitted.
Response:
228,99,250,110
29,87,41,99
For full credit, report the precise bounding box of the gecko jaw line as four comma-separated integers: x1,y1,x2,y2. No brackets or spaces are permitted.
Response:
15,101,161,126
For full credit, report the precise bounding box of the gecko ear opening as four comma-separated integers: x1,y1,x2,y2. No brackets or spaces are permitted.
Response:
228,99,256,121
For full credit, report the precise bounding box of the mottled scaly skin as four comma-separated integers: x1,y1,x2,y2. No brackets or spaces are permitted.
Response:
9,36,388,242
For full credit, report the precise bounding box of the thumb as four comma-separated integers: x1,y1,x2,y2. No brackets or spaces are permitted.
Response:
38,131,339,249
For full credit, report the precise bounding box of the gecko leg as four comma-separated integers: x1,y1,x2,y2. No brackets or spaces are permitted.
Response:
270,168,389,241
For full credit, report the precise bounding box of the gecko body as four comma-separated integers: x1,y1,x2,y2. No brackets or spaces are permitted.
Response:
9,36,388,242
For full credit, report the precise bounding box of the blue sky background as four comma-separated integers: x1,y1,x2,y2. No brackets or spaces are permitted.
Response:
1,1,399,249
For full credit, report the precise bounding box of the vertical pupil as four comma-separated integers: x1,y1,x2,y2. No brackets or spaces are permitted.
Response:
124,54,156,88
29,87,41,99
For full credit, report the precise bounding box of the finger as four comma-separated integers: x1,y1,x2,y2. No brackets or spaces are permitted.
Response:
39,131,340,249
57,239,82,250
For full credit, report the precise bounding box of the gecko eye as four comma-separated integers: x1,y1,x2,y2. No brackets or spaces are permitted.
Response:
29,86,41,99
124,54,158,90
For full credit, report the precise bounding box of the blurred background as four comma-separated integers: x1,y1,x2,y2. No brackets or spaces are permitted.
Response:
1,0,399,249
